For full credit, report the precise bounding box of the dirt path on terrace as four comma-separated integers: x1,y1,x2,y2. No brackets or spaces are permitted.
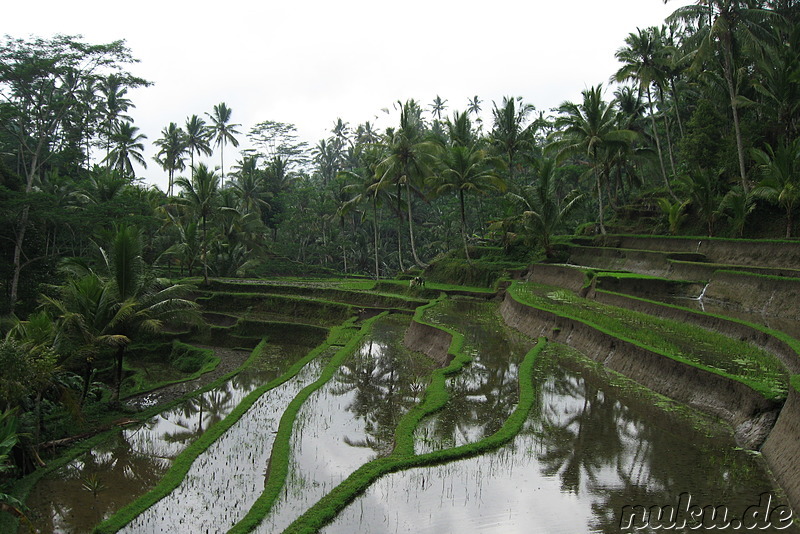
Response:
125,345,252,409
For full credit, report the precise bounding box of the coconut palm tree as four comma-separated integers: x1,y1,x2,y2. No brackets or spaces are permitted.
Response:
185,114,212,174
175,163,220,284
339,151,390,279
490,96,535,185
434,144,505,261
206,102,241,185
99,74,134,160
751,139,800,237
667,0,779,194
105,226,197,404
507,157,583,257
104,122,147,178
677,168,722,236
377,100,438,268
153,122,188,196
549,85,636,234
614,26,677,198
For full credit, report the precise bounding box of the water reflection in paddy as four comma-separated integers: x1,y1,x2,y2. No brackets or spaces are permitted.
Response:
325,342,797,534
22,343,308,534
120,347,335,533
255,315,436,533
415,299,533,452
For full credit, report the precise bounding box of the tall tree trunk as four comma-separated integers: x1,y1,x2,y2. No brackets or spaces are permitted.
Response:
220,145,225,187
112,345,126,406
373,197,380,279
459,190,471,262
670,79,685,139
723,49,749,194
9,205,30,314
202,215,209,286
406,181,426,268
787,206,794,239
659,87,678,181
396,182,405,271
9,151,40,314
646,86,677,200
595,167,606,235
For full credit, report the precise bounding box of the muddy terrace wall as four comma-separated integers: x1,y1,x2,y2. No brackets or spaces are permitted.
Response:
598,235,800,271
703,271,800,321
498,293,780,449
566,245,705,278
592,275,704,299
403,319,454,367
523,264,589,294
762,387,800,512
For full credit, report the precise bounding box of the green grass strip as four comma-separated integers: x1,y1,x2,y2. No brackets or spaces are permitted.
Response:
597,232,800,245
92,320,356,534
0,337,276,534
713,269,800,283
508,281,786,400
227,312,387,533
595,288,800,396
281,337,547,534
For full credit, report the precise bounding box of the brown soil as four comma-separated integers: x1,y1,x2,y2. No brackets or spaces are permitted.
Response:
125,345,251,408
403,319,453,367
498,292,781,449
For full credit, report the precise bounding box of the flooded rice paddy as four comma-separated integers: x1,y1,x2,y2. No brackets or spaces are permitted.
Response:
20,300,797,533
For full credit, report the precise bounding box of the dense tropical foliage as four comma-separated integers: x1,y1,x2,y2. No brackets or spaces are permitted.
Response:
0,2,799,507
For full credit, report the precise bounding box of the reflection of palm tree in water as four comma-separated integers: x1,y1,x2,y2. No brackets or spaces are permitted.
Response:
536,370,626,494
164,385,235,443
40,434,168,532
331,333,422,454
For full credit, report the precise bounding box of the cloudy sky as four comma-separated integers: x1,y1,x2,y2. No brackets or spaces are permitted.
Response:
6,0,691,190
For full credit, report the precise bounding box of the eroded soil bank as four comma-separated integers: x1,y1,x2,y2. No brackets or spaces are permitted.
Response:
499,290,800,517
498,292,780,449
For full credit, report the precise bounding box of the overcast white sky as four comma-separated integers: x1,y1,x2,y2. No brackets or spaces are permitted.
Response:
5,0,691,190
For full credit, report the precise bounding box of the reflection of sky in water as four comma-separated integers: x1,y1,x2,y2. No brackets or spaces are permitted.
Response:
121,352,332,534
22,345,303,534
258,317,426,533
415,300,530,453
324,352,793,534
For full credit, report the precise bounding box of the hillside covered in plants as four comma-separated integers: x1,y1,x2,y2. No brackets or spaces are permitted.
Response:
1,1,800,532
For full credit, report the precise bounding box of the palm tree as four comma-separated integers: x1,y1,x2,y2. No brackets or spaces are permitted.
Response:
104,226,197,404
614,26,676,198
667,0,779,194
430,95,448,122
339,150,389,279
99,74,134,160
175,163,220,285
751,140,800,237
467,95,482,117
206,102,241,185
434,144,505,261
377,100,438,269
490,96,535,185
677,169,722,236
40,272,129,406
446,110,476,148
153,122,188,196
104,122,147,178
549,85,636,234
507,157,583,257
185,114,212,174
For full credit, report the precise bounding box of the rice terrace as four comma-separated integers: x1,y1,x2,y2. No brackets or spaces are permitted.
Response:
2,1,800,532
